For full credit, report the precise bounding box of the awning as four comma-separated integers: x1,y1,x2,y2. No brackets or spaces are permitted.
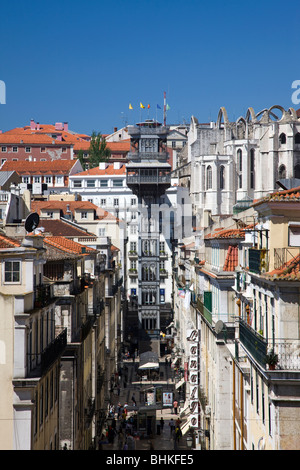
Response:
175,377,185,389
138,351,159,370
171,357,179,367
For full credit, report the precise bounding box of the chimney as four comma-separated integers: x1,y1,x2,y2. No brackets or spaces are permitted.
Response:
36,122,40,131
114,127,117,132
99,162,108,170
30,119,35,130
55,122,63,131
63,122,68,132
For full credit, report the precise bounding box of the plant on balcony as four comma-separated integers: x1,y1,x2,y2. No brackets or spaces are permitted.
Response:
265,348,278,370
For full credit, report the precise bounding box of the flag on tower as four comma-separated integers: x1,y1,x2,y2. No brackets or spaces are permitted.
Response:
140,102,145,109
129,103,133,110
147,104,150,109
166,104,170,111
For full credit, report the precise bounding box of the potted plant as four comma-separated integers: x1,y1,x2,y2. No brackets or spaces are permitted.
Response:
265,348,278,370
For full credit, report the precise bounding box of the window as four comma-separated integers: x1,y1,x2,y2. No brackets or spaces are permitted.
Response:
131,198,136,206
130,224,137,234
4,260,20,283
160,288,165,303
279,133,286,144
25,147,31,153
295,132,300,144
100,198,106,206
295,164,300,179
113,198,119,206
172,141,176,148
62,147,67,153
1,146,7,152
45,176,52,184
47,212,54,218
87,179,95,188
99,227,106,237
130,241,137,252
206,165,212,190
12,146,18,153
41,147,46,153
81,211,87,219
113,179,123,187
250,149,255,189
56,176,63,185
100,179,108,187
278,164,286,179
73,180,82,188
34,176,41,183
219,165,225,190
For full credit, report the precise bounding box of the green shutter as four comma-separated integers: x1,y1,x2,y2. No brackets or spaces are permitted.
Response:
204,291,212,312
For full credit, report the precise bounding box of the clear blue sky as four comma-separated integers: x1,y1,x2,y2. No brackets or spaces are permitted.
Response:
0,0,299,135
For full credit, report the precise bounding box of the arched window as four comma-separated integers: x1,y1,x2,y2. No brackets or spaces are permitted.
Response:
295,133,300,144
279,133,286,144
278,164,286,179
250,149,255,189
237,149,242,189
206,165,212,190
219,165,225,190
237,149,242,171
294,164,300,179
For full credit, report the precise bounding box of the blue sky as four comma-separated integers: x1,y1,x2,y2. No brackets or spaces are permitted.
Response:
0,0,299,135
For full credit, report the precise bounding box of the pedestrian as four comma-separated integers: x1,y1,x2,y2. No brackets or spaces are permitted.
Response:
175,426,182,443
160,417,164,430
126,432,135,450
173,399,178,415
169,418,175,435
132,393,136,406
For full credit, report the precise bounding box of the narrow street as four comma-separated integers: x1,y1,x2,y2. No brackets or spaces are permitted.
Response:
99,356,191,451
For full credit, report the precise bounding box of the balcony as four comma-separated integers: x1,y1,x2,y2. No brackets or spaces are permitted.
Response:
160,269,168,277
248,248,269,274
239,319,267,367
126,173,171,185
239,319,300,371
41,328,67,374
128,268,138,276
128,250,138,259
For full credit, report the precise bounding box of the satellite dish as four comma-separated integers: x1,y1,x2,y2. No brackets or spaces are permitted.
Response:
25,212,40,233
215,320,224,334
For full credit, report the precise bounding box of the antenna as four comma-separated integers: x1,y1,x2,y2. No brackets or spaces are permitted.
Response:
25,212,40,233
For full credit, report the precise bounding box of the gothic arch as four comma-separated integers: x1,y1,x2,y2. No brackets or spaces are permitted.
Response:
245,107,257,123
235,117,247,139
288,107,297,120
216,107,229,128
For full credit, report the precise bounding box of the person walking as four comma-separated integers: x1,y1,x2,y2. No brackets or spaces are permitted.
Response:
169,418,175,436
160,417,164,431
173,399,178,415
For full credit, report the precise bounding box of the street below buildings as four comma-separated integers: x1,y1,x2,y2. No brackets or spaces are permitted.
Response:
99,356,192,451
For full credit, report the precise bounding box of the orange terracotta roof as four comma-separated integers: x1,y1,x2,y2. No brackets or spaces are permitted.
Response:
31,200,98,214
223,245,238,271
253,186,300,207
0,132,70,146
73,163,126,177
39,219,96,238
266,253,300,280
0,234,21,248
43,236,96,256
1,160,78,174
205,227,245,240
